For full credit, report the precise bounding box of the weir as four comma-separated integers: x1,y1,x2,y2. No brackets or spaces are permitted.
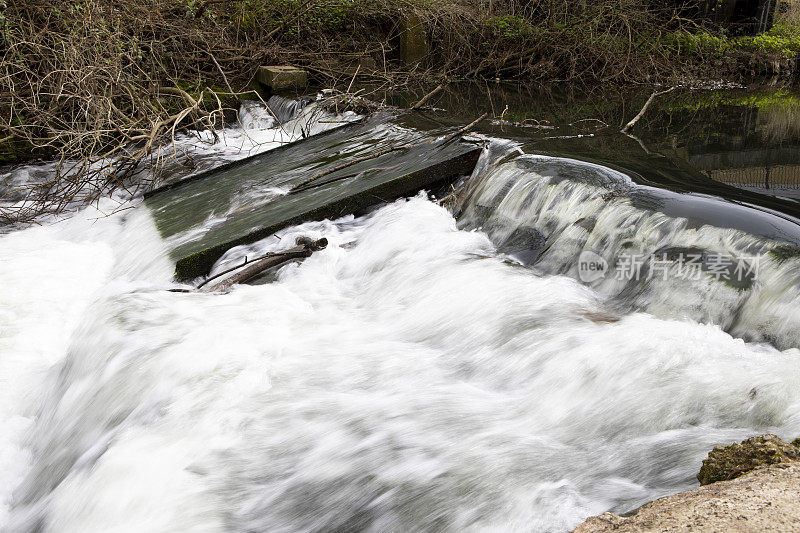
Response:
4,85,800,533
144,112,482,280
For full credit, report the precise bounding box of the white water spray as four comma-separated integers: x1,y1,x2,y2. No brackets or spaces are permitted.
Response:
1,118,799,532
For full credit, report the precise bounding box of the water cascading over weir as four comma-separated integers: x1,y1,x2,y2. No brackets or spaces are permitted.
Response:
4,88,800,532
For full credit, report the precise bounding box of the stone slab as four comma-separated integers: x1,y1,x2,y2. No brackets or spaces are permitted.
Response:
256,66,308,91
145,114,481,280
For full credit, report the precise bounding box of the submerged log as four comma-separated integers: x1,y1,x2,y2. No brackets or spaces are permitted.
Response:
199,237,327,292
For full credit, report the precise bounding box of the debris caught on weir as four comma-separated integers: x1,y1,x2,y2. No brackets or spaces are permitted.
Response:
198,237,328,292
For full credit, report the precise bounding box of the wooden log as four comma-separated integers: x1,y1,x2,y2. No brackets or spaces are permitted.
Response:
199,237,327,292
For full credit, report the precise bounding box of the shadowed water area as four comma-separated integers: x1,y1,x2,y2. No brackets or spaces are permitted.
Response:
0,84,799,532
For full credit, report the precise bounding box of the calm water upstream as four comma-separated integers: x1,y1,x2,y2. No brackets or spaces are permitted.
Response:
1,85,799,532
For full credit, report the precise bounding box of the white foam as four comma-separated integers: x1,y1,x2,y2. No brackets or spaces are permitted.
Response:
460,154,800,350
0,215,114,526
3,195,799,532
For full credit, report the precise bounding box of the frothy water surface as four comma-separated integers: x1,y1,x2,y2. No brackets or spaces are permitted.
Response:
1,106,800,532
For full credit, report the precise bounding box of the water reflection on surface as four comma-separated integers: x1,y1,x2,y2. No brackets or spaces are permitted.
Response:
642,91,800,200
395,82,800,213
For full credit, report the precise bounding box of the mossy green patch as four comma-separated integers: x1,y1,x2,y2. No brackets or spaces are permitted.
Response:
481,15,540,42
698,434,800,486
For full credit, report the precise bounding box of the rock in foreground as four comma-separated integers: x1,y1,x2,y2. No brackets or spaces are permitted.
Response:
574,434,800,533
697,433,800,485
573,463,800,533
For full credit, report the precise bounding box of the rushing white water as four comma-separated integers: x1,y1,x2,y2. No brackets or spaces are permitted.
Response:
1,114,800,532
460,154,800,350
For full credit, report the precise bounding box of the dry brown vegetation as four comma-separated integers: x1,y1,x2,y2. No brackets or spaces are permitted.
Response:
0,0,785,222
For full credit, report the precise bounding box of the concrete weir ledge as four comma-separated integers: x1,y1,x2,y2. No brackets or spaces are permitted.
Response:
145,114,482,281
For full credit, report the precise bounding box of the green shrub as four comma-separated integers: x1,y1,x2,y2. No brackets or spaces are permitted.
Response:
234,0,362,35
664,30,731,58
481,15,538,41
663,21,800,60
736,23,800,58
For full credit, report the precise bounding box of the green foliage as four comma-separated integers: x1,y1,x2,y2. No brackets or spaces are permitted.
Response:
736,23,800,58
233,0,273,31
481,15,538,41
664,22,800,60
303,0,359,31
0,0,8,47
664,30,731,58
235,0,361,35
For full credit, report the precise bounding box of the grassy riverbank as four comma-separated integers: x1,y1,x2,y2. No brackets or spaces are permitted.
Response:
1,0,799,220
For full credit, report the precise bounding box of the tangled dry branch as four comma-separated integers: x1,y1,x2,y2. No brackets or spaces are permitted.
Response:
0,0,269,223
0,0,705,223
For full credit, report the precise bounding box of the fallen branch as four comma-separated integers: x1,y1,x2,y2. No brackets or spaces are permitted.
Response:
621,87,675,133
451,112,488,138
199,236,328,292
410,84,444,110
196,255,251,289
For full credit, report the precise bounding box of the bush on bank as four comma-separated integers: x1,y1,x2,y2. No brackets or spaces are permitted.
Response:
0,0,798,211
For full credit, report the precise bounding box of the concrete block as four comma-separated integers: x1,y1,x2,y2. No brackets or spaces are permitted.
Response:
399,14,429,65
256,66,308,92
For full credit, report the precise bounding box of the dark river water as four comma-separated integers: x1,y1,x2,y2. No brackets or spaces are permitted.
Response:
402,82,800,208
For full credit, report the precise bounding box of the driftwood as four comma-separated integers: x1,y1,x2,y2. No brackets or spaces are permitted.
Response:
199,236,328,292
621,87,676,133
444,112,489,144
410,84,444,110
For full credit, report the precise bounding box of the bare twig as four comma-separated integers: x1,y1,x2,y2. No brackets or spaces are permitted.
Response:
621,87,676,133
410,84,444,110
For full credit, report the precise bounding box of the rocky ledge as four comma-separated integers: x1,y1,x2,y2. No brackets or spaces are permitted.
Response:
573,434,800,533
